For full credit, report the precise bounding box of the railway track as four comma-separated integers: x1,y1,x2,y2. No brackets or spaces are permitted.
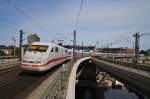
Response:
0,65,20,74
0,64,62,99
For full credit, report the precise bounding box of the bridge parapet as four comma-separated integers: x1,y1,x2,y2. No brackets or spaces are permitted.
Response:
66,57,91,99
94,56,150,72
0,56,19,70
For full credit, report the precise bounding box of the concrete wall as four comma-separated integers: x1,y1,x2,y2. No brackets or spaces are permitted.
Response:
66,57,91,99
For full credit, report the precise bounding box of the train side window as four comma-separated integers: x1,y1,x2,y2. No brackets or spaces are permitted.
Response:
55,47,58,52
65,50,67,53
51,47,54,52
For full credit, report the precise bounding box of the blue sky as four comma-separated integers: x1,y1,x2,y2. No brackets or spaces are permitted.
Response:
0,0,150,50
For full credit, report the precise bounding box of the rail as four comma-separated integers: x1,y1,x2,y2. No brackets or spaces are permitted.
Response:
0,56,19,59
0,66,19,74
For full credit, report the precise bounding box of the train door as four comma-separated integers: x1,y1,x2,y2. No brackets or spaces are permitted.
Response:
55,46,59,57
50,46,57,58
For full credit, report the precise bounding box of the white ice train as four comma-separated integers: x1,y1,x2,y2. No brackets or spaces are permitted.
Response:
21,42,71,72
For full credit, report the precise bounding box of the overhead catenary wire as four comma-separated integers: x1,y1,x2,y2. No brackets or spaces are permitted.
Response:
5,0,56,38
74,0,84,31
21,0,56,33
72,0,84,59
106,35,133,47
111,36,131,45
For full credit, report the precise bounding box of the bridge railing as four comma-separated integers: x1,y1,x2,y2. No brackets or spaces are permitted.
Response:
94,56,150,72
0,56,19,64
0,56,19,69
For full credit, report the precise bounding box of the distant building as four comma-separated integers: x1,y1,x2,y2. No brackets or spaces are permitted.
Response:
0,45,13,56
27,33,40,44
97,48,134,54
63,45,95,51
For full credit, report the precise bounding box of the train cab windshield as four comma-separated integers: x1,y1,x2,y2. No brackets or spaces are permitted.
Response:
28,45,48,52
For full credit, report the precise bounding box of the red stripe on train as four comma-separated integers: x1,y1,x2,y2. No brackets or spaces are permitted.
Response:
21,56,70,67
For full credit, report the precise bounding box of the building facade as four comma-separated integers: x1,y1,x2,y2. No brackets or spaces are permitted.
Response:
0,45,13,56
63,45,95,52
97,48,134,54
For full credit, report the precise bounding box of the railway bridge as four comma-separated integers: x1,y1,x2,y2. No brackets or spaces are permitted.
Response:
0,56,150,99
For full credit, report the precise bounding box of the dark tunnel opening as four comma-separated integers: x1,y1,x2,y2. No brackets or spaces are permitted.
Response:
75,59,144,99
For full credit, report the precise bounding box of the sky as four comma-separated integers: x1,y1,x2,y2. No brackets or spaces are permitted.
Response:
0,0,150,50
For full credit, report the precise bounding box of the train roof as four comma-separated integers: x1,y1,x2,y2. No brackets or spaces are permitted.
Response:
30,42,68,49
31,42,52,45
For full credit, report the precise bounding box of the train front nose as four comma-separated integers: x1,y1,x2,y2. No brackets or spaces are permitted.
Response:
21,51,48,70
23,51,44,62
